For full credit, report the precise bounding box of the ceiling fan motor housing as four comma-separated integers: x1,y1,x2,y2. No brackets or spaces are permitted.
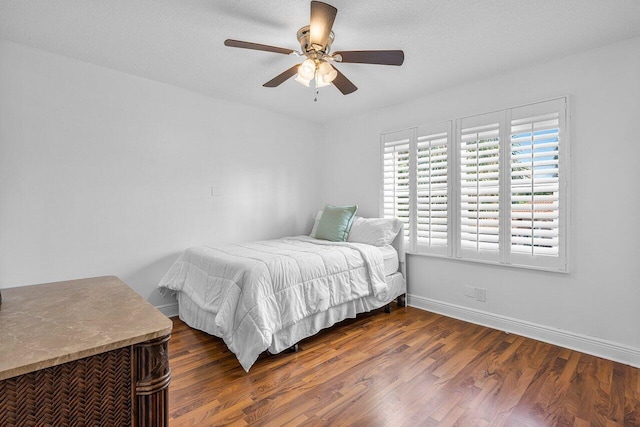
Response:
297,25,334,56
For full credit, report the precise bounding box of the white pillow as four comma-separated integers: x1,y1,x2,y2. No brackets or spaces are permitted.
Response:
309,210,323,238
347,217,402,246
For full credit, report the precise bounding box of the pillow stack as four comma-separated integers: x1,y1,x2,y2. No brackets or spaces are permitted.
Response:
310,205,402,246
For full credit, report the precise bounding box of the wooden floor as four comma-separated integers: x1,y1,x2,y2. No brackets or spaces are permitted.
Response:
167,305,640,426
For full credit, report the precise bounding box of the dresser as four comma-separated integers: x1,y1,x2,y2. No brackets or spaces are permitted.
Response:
0,276,173,426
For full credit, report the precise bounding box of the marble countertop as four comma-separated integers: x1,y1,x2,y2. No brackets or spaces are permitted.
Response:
0,276,173,381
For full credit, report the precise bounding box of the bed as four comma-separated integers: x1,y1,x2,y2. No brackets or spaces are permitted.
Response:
158,208,406,371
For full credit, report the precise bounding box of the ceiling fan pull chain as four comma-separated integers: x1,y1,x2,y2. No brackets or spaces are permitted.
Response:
314,88,319,102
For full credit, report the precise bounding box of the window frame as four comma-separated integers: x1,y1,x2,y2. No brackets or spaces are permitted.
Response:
380,97,570,273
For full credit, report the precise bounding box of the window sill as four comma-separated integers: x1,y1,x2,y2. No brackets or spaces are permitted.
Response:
405,251,569,274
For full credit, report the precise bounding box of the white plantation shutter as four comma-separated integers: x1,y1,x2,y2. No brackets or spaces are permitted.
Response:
458,113,502,261
415,123,451,254
379,97,568,271
382,130,411,243
509,98,566,269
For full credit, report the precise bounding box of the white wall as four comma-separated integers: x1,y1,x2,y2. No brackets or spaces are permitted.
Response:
318,37,640,365
0,40,323,308
2,36,639,365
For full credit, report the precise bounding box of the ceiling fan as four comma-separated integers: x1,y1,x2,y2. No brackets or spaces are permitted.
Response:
224,1,404,96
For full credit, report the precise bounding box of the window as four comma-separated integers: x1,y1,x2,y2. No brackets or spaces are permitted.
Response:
382,130,411,242
458,114,501,262
415,123,451,255
508,100,565,269
381,97,568,271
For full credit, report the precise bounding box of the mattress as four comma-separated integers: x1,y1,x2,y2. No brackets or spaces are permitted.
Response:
380,244,399,276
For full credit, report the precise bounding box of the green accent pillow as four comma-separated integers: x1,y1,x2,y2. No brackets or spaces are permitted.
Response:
315,204,358,242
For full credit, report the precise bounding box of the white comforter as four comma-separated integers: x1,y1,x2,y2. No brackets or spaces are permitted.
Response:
158,236,388,371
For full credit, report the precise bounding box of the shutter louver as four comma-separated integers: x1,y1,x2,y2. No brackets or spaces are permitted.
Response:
383,132,411,242
416,127,449,251
459,121,500,254
510,112,560,257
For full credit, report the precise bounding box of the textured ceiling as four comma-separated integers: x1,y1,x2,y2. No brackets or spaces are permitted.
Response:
2,0,640,124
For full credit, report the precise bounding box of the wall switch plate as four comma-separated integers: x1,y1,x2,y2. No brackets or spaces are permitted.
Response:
464,286,476,298
476,288,487,302
210,185,221,197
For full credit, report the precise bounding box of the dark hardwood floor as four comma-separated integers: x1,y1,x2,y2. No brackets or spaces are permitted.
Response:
167,305,640,426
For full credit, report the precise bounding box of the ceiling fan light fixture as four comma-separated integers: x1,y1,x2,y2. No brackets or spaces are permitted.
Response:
295,74,311,87
318,61,337,83
315,73,331,88
298,58,316,81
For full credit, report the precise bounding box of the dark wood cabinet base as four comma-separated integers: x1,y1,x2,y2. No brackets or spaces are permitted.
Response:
133,335,172,427
0,335,171,427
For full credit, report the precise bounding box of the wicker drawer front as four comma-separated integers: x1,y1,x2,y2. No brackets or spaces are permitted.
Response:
0,346,132,427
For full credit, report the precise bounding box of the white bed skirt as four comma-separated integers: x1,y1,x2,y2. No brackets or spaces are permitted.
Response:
177,271,406,355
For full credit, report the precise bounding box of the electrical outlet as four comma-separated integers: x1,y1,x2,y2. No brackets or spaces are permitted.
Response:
476,288,486,302
464,286,476,298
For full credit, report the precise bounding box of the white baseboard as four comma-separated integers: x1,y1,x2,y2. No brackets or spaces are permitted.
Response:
155,302,178,318
408,294,640,368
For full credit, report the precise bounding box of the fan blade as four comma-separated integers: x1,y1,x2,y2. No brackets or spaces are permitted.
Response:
263,64,300,87
331,65,357,95
334,50,405,66
309,1,337,50
224,39,294,55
